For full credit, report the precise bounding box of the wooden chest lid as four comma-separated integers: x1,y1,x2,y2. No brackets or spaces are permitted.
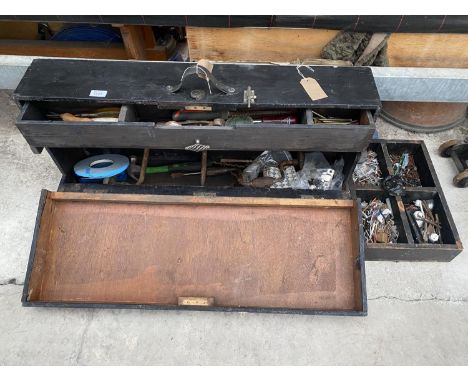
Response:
24,191,367,315
15,59,381,111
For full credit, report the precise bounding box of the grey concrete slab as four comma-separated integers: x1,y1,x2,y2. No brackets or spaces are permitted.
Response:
0,91,61,282
0,55,34,90
0,89,467,365
1,284,468,365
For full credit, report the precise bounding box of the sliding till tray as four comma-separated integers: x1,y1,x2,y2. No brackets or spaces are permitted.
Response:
14,59,379,153
23,191,366,315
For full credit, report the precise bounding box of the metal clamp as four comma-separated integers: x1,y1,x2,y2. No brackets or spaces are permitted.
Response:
243,86,256,108
166,65,236,95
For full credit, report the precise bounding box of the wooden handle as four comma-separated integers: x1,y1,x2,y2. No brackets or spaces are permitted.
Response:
60,113,93,122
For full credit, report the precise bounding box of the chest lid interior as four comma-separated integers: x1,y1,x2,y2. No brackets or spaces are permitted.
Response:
24,191,366,315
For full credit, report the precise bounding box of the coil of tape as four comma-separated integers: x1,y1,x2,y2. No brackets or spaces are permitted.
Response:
74,154,129,179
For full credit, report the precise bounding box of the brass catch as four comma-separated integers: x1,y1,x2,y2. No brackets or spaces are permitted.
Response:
178,297,215,306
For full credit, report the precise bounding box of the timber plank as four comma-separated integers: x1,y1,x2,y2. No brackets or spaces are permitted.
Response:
0,39,129,60
187,27,468,68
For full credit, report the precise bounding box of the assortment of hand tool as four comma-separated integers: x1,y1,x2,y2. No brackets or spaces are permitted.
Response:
311,111,357,125
353,149,382,186
361,198,399,244
405,200,442,244
47,107,121,122
48,106,357,126
73,149,346,191
165,109,299,127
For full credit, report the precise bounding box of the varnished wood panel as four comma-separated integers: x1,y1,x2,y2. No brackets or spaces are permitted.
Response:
27,192,362,312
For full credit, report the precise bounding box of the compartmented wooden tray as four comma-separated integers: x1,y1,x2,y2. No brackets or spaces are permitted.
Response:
350,140,463,261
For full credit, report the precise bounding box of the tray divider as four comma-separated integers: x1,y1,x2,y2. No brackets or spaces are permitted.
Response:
381,142,394,176
395,196,415,244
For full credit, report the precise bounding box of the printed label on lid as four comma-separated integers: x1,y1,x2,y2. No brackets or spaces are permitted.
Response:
89,90,108,97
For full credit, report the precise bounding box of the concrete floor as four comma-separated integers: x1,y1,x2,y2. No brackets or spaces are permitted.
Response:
0,89,467,365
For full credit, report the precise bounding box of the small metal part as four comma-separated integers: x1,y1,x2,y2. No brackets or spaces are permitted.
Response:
414,210,425,220
171,168,233,179
127,155,139,181
213,158,253,169
219,159,253,164
185,105,212,111
263,166,282,180
136,148,150,185
361,198,399,244
353,149,382,186
429,233,440,243
389,152,422,187
385,198,393,214
178,297,214,306
406,208,423,243
243,86,256,108
382,175,406,196
185,140,210,152
201,150,208,186
405,200,443,244
435,214,443,243
271,166,299,189
190,89,206,100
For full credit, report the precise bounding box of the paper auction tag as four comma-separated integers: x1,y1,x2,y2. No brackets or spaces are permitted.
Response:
300,77,328,101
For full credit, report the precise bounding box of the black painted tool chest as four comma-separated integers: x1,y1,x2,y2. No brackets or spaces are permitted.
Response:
12,59,461,316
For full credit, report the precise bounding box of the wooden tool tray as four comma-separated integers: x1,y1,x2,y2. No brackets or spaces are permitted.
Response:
14,59,379,153
349,140,463,261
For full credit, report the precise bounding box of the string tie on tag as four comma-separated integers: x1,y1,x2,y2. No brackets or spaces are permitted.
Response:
296,64,315,79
